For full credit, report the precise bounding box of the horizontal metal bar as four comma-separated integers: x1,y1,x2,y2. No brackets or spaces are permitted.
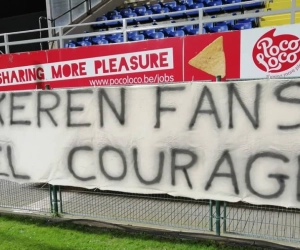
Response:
128,20,200,32
5,27,56,37
0,37,59,47
62,29,125,41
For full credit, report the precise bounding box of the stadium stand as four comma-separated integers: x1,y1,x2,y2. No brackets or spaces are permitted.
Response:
65,0,266,48
59,0,297,48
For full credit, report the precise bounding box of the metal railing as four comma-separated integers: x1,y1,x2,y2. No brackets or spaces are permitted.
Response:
0,0,299,54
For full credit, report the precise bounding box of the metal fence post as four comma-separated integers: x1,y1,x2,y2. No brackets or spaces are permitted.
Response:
198,9,203,34
58,26,64,49
123,19,128,42
4,33,9,54
209,200,213,231
59,186,63,213
49,185,59,215
291,0,296,24
215,200,221,236
49,184,53,212
223,201,227,233
216,76,222,236
214,74,222,236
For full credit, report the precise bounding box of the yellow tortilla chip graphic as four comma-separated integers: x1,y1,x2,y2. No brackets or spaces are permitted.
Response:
188,36,226,78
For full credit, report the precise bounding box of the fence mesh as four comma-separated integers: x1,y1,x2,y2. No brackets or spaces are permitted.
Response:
0,180,50,213
1,179,300,245
60,187,212,231
223,202,300,243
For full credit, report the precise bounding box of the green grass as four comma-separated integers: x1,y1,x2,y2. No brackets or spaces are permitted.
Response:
0,214,263,250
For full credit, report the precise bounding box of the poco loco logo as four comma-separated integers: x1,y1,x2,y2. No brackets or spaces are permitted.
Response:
252,29,300,73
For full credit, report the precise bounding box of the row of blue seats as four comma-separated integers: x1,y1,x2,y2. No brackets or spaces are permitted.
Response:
66,17,255,48
92,0,263,27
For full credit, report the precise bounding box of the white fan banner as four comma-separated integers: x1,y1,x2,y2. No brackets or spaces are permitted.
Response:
1,79,300,208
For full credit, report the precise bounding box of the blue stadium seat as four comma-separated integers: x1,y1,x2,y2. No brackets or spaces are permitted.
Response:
92,16,107,28
177,24,193,34
215,20,235,29
209,24,229,32
110,37,124,43
142,29,156,38
135,6,147,15
106,33,122,42
187,27,199,35
223,0,242,11
184,0,194,8
127,31,138,38
202,22,214,32
164,1,177,10
158,26,175,36
237,17,257,27
107,10,119,18
148,31,165,39
77,40,92,46
232,22,252,30
187,3,204,17
168,30,185,37
187,26,206,35
204,1,223,14
120,8,132,17
123,12,137,24
91,35,106,44
169,5,187,18
179,0,193,7
129,34,145,41
242,0,264,9
65,41,77,48
108,15,123,26
93,39,109,45
134,6,153,22
215,21,228,27
152,7,170,21
202,0,212,5
150,3,162,12
77,31,91,43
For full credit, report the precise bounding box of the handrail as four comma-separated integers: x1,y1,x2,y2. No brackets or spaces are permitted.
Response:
0,0,299,54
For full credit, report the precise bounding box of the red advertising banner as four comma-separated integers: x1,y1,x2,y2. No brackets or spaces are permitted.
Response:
184,31,241,81
0,38,184,91
0,23,299,92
